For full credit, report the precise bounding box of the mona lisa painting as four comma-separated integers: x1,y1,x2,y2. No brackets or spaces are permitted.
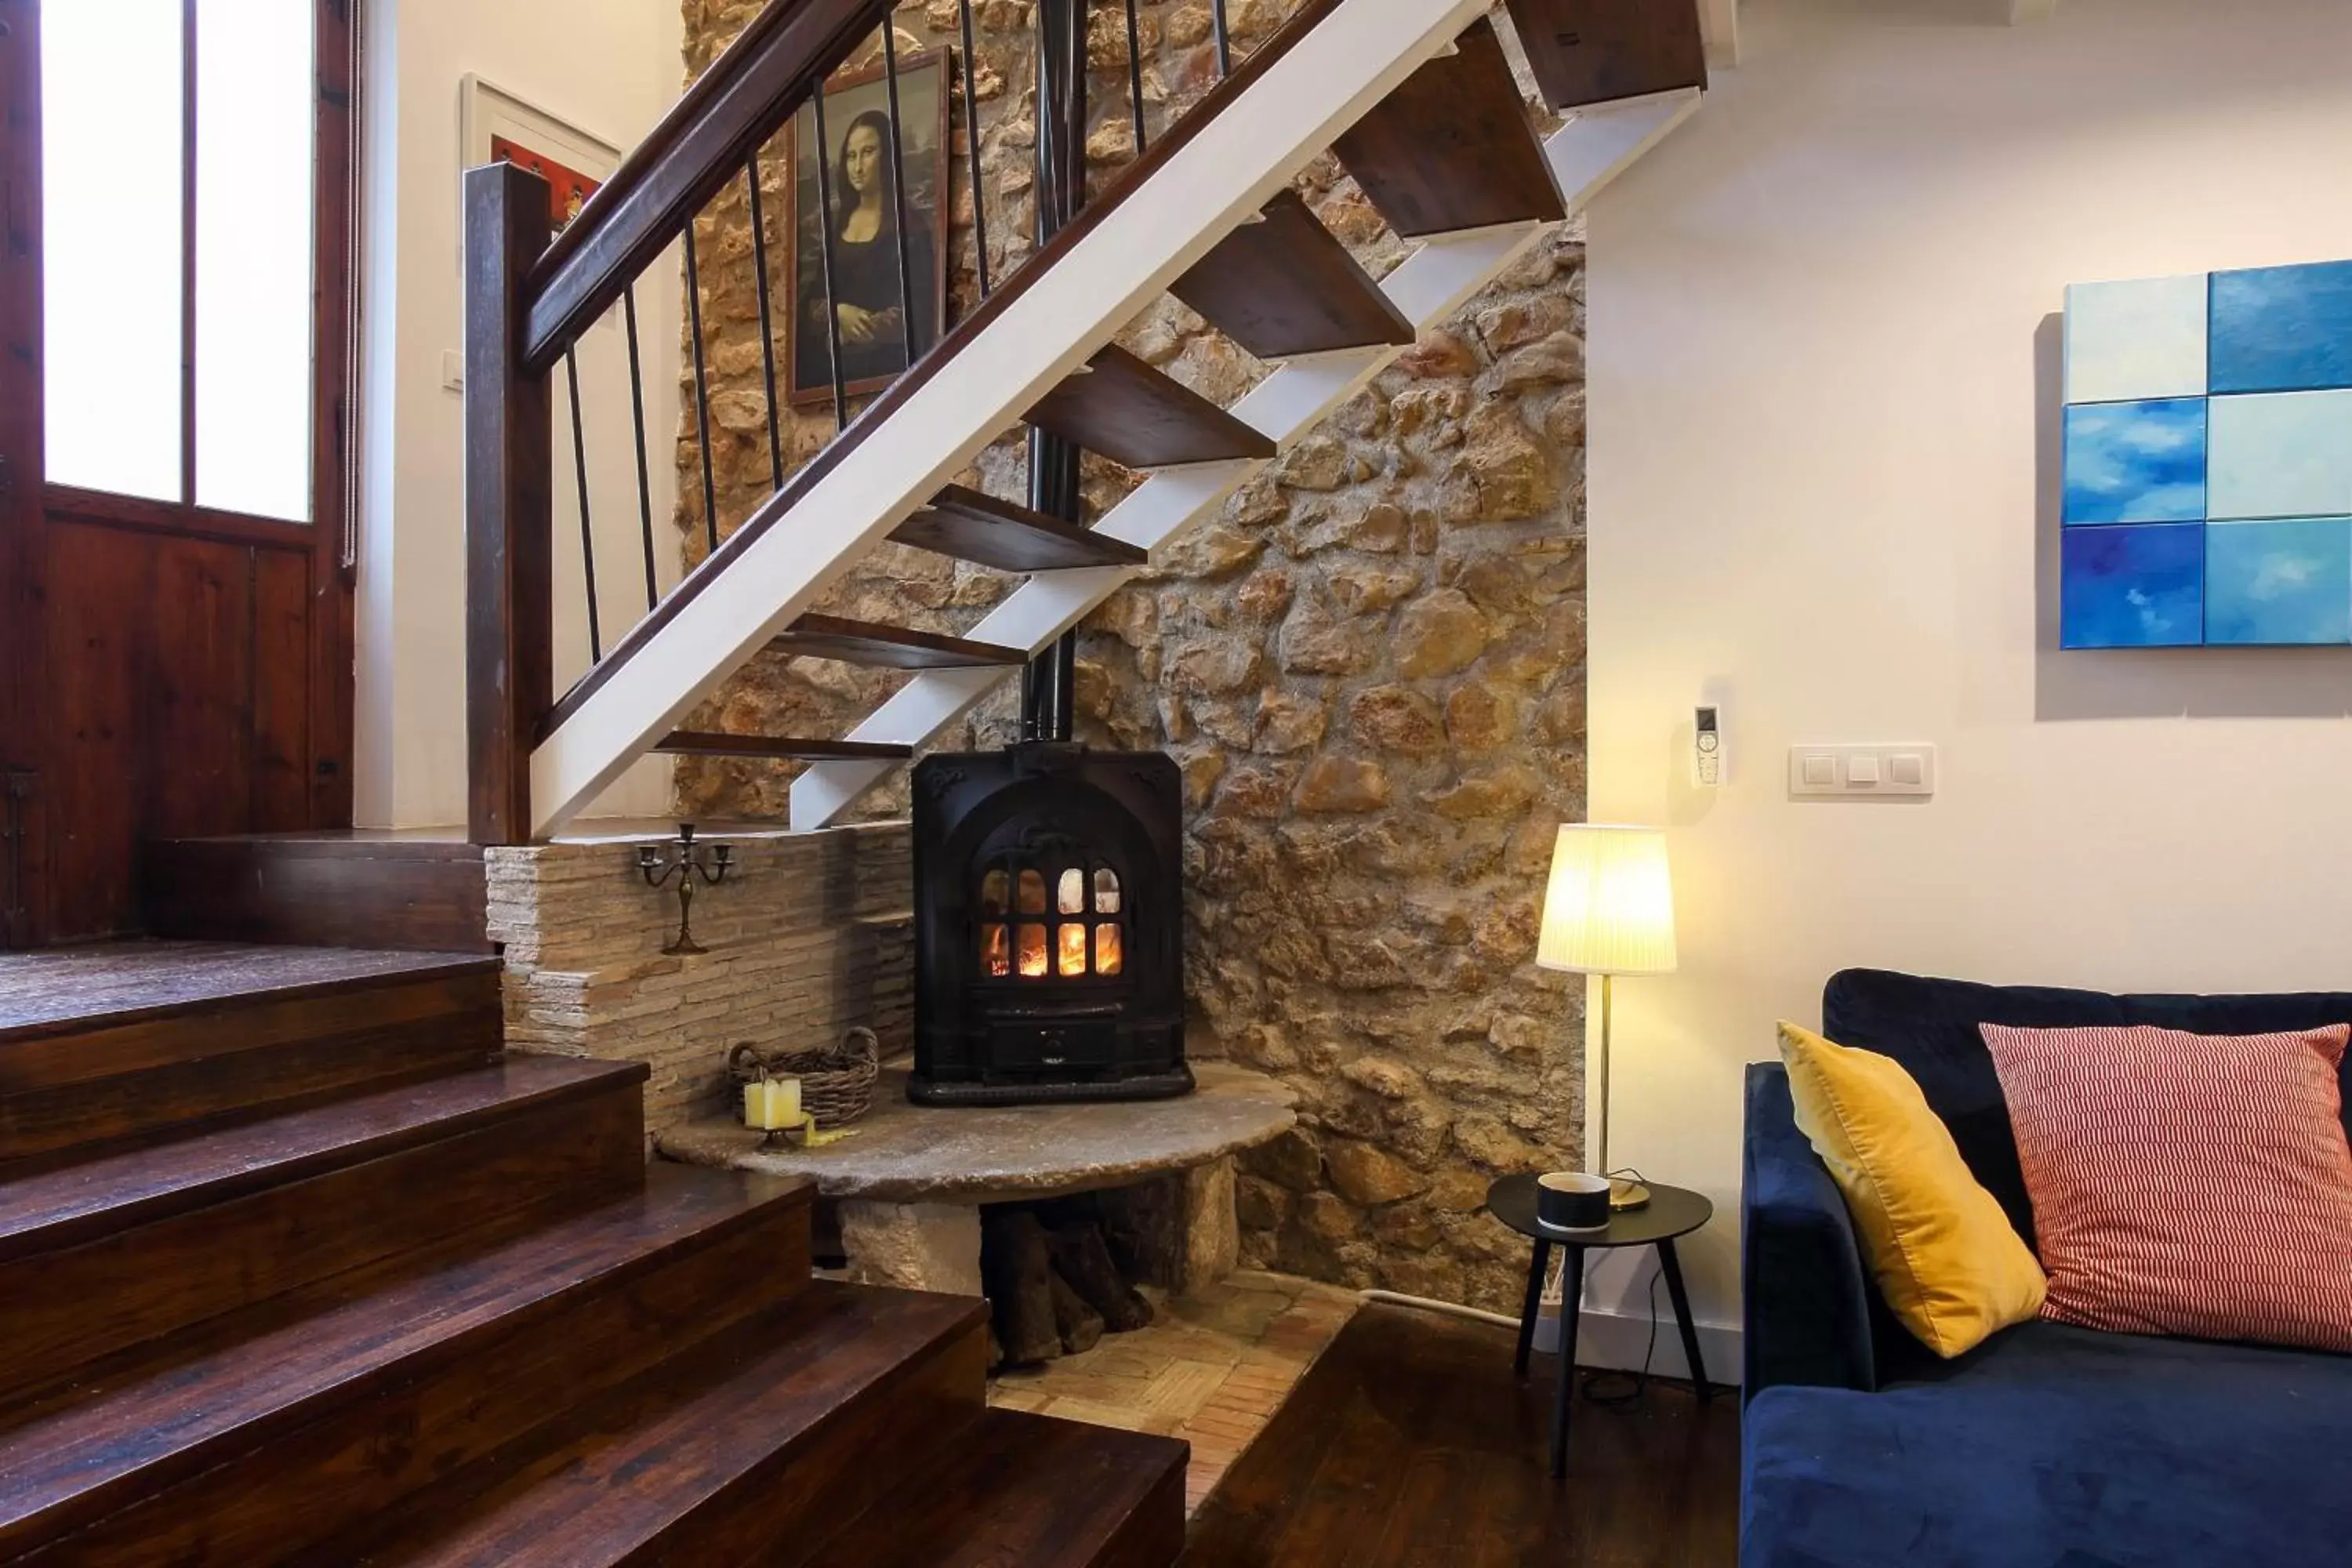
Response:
785,51,952,405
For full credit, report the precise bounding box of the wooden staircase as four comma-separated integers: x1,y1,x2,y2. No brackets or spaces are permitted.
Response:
481,0,1708,840
0,949,1186,1565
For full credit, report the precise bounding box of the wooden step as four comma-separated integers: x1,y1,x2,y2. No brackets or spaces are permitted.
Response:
892,485,1149,573
792,1408,1188,1568
0,943,501,1167
313,1282,989,1567
1170,190,1417,361
1331,17,1567,238
0,1167,812,1568
143,834,493,953
0,1054,646,1405
1025,344,1277,470
655,731,916,762
768,613,1028,671
1500,0,1708,111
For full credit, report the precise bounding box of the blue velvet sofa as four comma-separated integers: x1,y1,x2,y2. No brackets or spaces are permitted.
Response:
1739,968,2352,1568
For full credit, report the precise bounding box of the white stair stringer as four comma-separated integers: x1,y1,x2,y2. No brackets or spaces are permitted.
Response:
528,0,1501,837
789,85,1704,831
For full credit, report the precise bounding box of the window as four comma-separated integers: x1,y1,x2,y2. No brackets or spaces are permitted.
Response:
977,860,1123,980
42,0,320,522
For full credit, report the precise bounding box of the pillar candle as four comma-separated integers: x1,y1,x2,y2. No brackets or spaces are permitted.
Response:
743,1076,803,1131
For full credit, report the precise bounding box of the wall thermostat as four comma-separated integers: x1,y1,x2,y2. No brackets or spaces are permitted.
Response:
1693,706,1723,787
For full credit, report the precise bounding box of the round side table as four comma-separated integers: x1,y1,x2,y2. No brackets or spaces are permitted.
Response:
1485,1174,1715,1480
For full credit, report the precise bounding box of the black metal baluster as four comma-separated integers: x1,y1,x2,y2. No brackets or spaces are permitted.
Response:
880,25,922,367
683,225,720,556
744,152,785,490
1124,0,1147,154
622,285,659,612
1211,0,1231,75
564,347,602,662
811,91,851,429
957,0,992,299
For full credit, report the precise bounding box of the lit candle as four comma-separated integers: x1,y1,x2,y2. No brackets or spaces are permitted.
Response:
742,1075,802,1131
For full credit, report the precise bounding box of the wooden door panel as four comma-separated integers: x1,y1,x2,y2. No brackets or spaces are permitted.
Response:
40,518,316,937
254,548,314,829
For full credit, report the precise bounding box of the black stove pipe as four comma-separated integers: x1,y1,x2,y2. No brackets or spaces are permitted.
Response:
1022,0,1087,746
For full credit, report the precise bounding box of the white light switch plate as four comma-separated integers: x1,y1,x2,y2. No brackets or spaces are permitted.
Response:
1788,743,1936,798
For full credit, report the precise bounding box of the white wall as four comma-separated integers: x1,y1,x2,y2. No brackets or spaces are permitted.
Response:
357,0,685,827
1584,0,2352,1348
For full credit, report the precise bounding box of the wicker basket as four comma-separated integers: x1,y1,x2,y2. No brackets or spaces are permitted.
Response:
728,1029,880,1127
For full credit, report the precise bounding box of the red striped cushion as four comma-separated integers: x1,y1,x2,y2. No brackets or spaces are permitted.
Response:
1980,1021,2352,1352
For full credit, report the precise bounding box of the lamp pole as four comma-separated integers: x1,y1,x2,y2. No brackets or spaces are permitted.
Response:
1591,971,1650,1210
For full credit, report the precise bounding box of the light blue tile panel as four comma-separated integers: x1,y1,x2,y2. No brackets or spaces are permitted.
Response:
2060,524,2205,649
2205,518,2352,645
2062,398,2208,525
2063,274,2209,405
2210,260,2352,394
2207,390,2352,520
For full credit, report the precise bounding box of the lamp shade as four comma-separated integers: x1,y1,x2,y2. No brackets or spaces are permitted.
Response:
1537,825,1678,976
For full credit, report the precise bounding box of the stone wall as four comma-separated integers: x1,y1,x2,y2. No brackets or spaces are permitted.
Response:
673,0,1587,1313
488,823,913,1138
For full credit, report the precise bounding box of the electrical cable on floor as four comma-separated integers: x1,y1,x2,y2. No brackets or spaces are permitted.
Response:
1358,1289,1523,1330
1580,1262,1664,1406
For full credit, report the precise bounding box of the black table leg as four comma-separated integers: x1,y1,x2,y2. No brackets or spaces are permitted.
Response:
1657,1236,1711,1399
1513,1236,1552,1378
1551,1245,1584,1480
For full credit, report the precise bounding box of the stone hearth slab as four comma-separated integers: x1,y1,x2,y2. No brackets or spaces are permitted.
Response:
656,1062,1297,1205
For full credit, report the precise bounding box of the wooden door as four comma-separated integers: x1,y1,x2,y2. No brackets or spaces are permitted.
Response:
0,0,357,944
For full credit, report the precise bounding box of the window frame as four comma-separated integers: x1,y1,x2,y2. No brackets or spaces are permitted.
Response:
38,0,357,565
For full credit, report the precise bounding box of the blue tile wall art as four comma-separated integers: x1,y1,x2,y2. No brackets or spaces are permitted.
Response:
2060,261,2352,648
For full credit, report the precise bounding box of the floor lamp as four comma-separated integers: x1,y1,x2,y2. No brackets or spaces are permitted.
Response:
1537,825,1678,1211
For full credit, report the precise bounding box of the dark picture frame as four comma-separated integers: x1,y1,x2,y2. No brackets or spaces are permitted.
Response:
784,49,954,406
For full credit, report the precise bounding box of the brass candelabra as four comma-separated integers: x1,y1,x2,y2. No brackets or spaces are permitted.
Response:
637,824,734,955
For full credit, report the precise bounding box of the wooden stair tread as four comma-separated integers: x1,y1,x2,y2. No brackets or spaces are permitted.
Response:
1331,17,1567,238
143,838,493,953
1170,190,1416,361
1,954,503,1171
1500,0,1708,111
800,1407,1188,1568
0,1055,644,1261
1025,344,1277,470
891,485,1149,573
654,731,916,762
333,1282,987,1567
0,942,499,1047
768,613,1028,670
0,1166,810,1562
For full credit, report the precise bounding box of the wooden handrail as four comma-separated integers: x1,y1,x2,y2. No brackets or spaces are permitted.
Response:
517,0,891,376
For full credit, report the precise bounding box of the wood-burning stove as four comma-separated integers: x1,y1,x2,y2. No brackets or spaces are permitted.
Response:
909,742,1192,1105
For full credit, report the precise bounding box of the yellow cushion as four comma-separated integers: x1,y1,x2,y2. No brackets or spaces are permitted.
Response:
1777,1022,2047,1358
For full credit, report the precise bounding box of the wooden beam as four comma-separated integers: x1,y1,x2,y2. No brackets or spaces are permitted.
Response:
464,162,554,846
